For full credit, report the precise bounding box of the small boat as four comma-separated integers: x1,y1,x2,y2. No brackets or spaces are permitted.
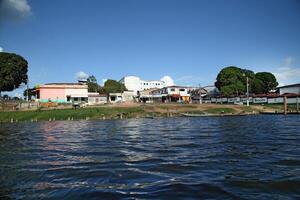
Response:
181,113,218,117
181,113,250,117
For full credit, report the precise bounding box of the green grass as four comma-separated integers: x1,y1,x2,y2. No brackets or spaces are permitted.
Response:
203,108,236,114
239,106,257,113
263,104,283,110
0,107,145,123
187,110,205,114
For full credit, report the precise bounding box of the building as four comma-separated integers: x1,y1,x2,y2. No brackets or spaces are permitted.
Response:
151,86,191,103
119,76,166,95
277,83,300,95
88,93,107,105
36,83,88,103
190,88,208,103
108,93,123,103
138,88,159,103
108,91,135,103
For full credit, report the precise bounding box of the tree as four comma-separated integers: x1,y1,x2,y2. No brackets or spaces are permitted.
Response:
87,75,99,92
23,88,36,100
254,72,278,93
102,79,127,93
215,66,253,96
250,78,264,94
0,52,28,96
215,66,278,96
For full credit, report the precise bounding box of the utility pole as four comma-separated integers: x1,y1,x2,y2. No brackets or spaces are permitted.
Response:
297,96,299,113
199,84,202,104
243,73,249,107
246,76,249,107
26,81,29,102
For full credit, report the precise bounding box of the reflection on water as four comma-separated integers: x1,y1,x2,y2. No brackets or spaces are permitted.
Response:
0,116,300,199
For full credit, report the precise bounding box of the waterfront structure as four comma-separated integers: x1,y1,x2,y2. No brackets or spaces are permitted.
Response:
35,83,88,103
119,76,166,95
151,86,192,103
88,93,107,105
277,83,300,95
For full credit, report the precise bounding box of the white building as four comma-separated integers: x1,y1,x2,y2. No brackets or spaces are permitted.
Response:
278,83,300,95
119,76,168,95
151,86,191,103
88,93,107,105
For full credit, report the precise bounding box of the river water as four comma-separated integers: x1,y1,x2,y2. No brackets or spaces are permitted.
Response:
0,115,299,199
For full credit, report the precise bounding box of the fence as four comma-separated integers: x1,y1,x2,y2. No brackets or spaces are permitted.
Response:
210,96,300,104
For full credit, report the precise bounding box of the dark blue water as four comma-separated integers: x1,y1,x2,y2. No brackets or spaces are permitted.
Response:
0,115,300,199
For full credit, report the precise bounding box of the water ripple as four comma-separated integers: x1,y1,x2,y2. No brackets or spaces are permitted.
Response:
0,115,300,199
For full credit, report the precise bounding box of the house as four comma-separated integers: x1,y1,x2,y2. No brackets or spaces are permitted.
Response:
88,93,107,105
122,91,135,102
151,86,191,103
138,88,159,103
277,83,300,95
108,91,135,103
190,88,208,103
108,93,123,103
35,83,88,103
119,76,166,95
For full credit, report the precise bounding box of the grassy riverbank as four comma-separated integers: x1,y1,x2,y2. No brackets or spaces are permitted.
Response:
0,103,281,123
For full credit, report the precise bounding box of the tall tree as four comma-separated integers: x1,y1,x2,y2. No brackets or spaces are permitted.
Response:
102,79,127,93
215,66,254,96
0,52,28,96
87,75,99,92
254,72,278,93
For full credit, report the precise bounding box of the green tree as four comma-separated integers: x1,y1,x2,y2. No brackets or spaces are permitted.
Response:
87,75,99,92
23,88,36,100
215,66,254,96
250,78,264,94
254,72,278,93
0,52,28,96
102,79,127,93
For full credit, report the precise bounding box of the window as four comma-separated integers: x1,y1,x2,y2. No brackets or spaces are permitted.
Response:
179,89,185,92
67,96,71,102
170,88,175,91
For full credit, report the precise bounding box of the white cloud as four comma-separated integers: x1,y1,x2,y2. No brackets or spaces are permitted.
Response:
0,47,3,52
0,0,31,21
75,71,89,81
273,57,300,86
160,75,174,86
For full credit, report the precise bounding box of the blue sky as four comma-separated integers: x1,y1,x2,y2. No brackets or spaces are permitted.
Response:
1,0,300,96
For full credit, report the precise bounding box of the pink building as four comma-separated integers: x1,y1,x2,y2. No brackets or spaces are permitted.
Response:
36,83,88,103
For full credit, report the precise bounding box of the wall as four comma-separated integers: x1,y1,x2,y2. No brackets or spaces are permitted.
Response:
39,88,66,102
65,88,88,97
279,87,300,95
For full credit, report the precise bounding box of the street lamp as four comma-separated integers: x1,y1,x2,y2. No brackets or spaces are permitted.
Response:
243,74,249,106
199,84,202,104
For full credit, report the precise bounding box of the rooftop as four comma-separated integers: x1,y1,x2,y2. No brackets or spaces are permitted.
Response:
277,83,300,89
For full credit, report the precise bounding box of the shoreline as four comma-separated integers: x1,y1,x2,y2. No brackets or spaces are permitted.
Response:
0,103,284,123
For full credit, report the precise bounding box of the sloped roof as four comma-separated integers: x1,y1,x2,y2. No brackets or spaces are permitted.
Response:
277,83,300,89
